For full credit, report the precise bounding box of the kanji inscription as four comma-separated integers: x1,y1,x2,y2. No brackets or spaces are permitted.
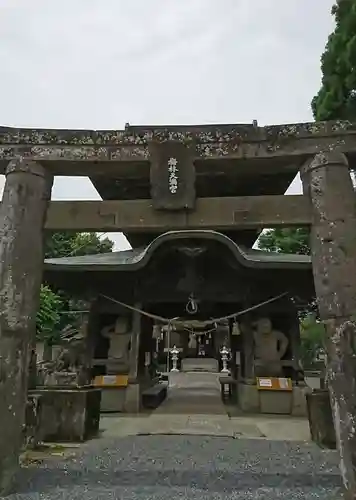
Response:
168,157,179,194
149,141,196,211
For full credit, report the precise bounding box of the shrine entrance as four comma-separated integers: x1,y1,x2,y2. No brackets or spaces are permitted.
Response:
152,316,229,415
154,316,223,369
44,229,311,415
154,371,227,415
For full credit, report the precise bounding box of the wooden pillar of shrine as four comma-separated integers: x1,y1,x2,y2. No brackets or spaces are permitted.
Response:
288,309,303,381
125,304,142,412
241,317,255,382
79,300,100,386
301,151,356,498
0,159,53,496
128,304,142,380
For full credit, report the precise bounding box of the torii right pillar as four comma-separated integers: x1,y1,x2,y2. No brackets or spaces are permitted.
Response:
301,151,356,499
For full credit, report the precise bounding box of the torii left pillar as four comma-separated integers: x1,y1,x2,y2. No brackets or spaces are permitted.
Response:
0,159,53,495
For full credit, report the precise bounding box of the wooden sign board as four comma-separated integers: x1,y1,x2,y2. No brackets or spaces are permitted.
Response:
93,375,128,387
256,377,292,392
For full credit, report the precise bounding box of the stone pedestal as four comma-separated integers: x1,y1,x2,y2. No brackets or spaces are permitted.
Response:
238,383,259,413
259,390,292,415
35,387,101,442
238,382,307,416
101,388,126,412
291,386,308,417
124,384,141,413
41,371,80,387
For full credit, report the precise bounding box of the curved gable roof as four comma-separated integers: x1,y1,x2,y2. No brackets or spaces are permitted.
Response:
44,230,311,272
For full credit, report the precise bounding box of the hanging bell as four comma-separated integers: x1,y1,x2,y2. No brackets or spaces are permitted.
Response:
232,320,240,336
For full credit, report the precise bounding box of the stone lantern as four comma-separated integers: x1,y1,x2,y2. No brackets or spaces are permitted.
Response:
220,345,231,373
170,345,180,372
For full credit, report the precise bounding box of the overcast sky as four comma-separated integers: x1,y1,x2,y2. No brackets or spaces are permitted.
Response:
0,0,335,249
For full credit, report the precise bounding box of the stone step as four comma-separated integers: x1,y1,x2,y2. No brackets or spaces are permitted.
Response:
181,357,219,373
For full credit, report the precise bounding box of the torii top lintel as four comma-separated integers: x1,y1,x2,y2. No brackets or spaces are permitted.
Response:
0,120,355,176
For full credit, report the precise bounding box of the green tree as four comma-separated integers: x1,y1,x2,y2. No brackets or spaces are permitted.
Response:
44,231,113,259
38,232,114,343
299,313,325,369
36,284,63,345
258,229,322,367
258,228,310,255
312,0,356,121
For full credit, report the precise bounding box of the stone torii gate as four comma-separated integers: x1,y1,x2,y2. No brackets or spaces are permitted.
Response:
1,121,356,497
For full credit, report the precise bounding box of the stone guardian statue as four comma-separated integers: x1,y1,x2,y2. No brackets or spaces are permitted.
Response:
253,317,288,377
101,317,131,363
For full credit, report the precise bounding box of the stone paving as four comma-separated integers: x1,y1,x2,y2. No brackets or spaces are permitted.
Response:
100,412,310,441
1,371,341,499
96,371,308,441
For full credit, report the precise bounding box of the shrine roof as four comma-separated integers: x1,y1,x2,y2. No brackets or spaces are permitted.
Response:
44,230,311,272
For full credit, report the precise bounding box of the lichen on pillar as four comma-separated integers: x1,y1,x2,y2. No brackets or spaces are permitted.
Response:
301,150,356,498
0,158,53,495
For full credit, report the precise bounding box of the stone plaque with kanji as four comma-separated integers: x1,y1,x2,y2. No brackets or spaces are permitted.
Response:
149,141,196,211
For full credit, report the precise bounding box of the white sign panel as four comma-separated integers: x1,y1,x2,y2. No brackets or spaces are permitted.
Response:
278,378,289,389
102,375,117,385
259,378,272,388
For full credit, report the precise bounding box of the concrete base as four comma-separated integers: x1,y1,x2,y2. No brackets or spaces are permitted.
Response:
124,384,141,413
291,386,308,417
101,388,126,413
238,383,259,413
35,387,101,442
238,383,307,416
260,391,292,415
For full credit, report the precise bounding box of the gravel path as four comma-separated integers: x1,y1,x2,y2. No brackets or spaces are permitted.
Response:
3,436,341,500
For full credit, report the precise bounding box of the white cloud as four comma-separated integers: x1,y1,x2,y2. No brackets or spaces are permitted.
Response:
0,0,335,248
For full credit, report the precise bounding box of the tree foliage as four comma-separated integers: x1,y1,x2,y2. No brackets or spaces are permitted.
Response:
312,0,356,121
37,232,114,342
36,285,63,344
257,229,320,365
44,232,113,259
299,313,325,369
258,228,310,255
